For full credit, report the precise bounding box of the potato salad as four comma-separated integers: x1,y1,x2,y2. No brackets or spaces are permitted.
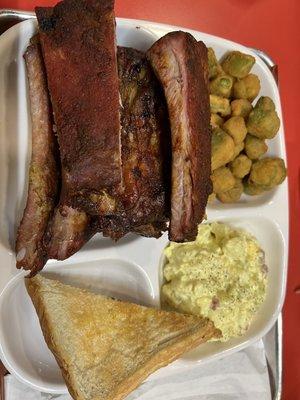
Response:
161,222,267,342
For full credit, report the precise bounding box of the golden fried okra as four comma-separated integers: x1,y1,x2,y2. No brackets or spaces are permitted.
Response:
233,74,261,101
247,96,280,139
231,99,253,118
211,127,235,170
249,157,287,189
210,95,231,116
256,96,275,112
208,47,223,79
243,181,266,196
211,167,235,194
210,75,234,98
210,113,224,128
231,142,245,161
217,178,243,203
245,134,268,160
229,154,252,179
221,51,255,78
223,116,247,144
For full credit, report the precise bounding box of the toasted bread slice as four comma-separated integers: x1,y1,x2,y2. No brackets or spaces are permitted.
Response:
26,275,221,400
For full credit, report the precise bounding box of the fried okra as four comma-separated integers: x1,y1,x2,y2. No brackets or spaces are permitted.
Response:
233,74,260,102
247,96,280,139
208,47,223,79
217,178,243,203
223,116,247,144
210,95,231,116
231,99,253,118
210,75,234,98
207,48,284,203
221,51,255,78
211,128,235,170
249,157,287,189
243,181,266,196
256,96,275,111
229,154,252,179
210,113,224,128
231,142,245,161
244,134,268,160
211,167,235,194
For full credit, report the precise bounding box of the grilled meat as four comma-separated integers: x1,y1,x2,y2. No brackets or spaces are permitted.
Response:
44,45,170,260
17,11,212,271
16,40,59,273
35,0,121,216
147,32,211,242
117,46,169,234
44,165,96,260
96,46,171,240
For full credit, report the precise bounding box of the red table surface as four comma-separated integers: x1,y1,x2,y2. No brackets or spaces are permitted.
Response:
1,0,299,398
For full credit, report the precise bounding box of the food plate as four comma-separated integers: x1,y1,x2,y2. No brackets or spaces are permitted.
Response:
0,17,288,394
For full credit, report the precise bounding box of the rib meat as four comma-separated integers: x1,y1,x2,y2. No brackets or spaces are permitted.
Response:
35,0,121,215
44,203,94,260
117,46,169,233
44,169,96,260
95,46,171,239
147,32,211,242
16,39,59,272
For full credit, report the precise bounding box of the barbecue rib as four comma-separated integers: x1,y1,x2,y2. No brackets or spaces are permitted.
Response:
16,39,59,272
117,46,169,234
35,0,121,216
147,32,211,242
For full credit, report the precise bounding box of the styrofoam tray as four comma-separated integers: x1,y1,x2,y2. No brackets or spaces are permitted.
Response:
0,17,288,394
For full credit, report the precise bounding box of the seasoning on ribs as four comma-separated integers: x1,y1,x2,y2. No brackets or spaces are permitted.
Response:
147,32,211,242
35,0,121,216
16,39,59,273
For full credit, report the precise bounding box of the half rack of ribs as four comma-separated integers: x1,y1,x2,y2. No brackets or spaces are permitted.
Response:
16,42,170,272
16,0,211,274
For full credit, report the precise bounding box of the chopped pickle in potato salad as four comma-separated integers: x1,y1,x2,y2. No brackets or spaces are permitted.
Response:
161,222,267,342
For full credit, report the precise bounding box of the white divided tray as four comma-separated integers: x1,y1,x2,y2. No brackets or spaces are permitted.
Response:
0,17,288,394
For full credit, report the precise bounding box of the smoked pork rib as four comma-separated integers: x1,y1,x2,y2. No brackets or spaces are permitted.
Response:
16,40,59,272
95,46,170,240
35,0,121,215
117,46,169,232
147,32,211,242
